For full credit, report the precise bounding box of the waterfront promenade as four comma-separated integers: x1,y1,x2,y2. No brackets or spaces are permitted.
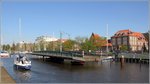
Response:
0,62,16,83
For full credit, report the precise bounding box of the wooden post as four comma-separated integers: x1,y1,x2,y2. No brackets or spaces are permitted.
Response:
43,56,44,61
120,55,124,69
127,58,129,63
82,51,84,58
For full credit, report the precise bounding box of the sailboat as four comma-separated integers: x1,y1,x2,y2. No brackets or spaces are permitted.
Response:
101,24,114,62
0,17,10,58
13,18,31,70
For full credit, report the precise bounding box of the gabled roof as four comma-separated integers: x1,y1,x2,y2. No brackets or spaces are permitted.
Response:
112,29,145,38
91,33,101,38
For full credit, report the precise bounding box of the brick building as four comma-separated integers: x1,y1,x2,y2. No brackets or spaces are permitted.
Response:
111,29,148,51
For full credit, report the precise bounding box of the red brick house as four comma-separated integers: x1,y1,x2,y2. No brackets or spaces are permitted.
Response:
111,29,148,51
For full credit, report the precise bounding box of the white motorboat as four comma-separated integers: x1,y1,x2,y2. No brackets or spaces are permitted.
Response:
14,54,31,70
0,51,9,58
101,56,114,62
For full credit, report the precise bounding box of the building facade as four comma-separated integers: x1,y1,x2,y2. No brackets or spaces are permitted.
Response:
111,29,148,52
35,36,58,43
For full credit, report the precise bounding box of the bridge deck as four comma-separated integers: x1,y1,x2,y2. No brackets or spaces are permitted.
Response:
30,51,85,61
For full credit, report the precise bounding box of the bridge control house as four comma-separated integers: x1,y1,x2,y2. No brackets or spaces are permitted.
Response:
111,29,148,52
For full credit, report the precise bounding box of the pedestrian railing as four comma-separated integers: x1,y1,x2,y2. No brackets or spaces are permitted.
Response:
32,51,83,58
118,53,149,59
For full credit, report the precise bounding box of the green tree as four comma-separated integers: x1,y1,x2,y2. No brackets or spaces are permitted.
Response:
11,43,16,52
120,45,128,51
89,33,106,50
46,42,53,51
62,40,75,51
5,44,11,51
74,36,87,50
81,39,96,52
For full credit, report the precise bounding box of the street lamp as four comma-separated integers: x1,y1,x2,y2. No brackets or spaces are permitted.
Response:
60,32,62,52
59,31,71,52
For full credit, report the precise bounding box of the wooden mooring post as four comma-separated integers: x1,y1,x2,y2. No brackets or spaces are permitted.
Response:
120,55,125,69
43,56,45,61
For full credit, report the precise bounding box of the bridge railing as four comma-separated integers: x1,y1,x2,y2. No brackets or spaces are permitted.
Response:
33,51,83,58
118,53,149,59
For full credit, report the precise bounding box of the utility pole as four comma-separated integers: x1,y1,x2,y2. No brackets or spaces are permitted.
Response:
52,32,55,51
65,32,70,39
59,31,70,52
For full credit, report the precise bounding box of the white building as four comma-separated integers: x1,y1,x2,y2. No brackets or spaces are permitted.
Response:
35,36,58,43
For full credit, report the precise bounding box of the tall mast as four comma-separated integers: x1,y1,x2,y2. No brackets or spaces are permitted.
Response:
19,18,22,51
0,15,2,83
0,16,2,51
19,18,22,42
106,24,108,53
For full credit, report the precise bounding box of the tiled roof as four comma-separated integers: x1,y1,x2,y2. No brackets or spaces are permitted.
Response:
91,33,101,38
112,29,145,38
132,32,145,38
102,43,112,46
117,29,131,33
113,29,132,37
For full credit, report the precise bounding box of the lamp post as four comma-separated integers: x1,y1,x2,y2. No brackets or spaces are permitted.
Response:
60,32,62,52
59,31,70,52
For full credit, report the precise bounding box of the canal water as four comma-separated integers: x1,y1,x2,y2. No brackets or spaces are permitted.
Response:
1,55,149,83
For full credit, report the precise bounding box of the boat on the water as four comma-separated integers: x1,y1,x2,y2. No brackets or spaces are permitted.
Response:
14,54,31,70
71,60,85,65
0,51,9,58
101,56,114,62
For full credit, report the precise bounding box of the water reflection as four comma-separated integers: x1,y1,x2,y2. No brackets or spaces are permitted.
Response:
1,56,149,83
13,67,31,82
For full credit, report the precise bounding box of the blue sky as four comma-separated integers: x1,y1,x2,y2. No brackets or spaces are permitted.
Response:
1,0,149,44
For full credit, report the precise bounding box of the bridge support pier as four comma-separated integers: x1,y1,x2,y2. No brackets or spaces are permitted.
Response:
50,57,64,63
43,56,45,61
